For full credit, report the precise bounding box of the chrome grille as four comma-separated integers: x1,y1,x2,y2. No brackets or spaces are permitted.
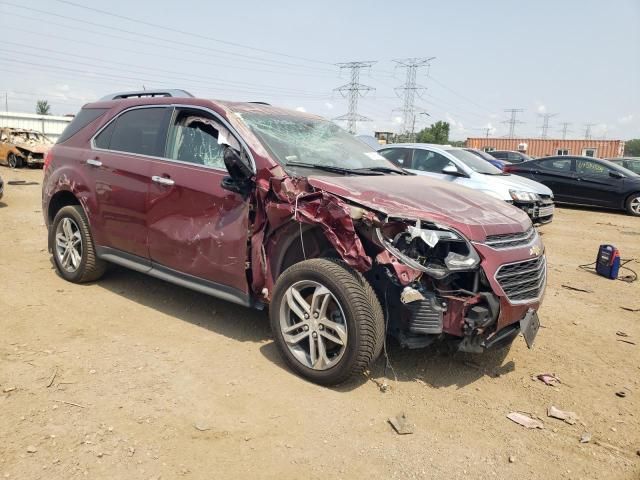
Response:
495,255,546,302
485,226,536,249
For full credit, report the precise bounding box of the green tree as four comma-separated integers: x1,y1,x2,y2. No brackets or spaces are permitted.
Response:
416,121,450,144
36,100,51,115
624,139,640,156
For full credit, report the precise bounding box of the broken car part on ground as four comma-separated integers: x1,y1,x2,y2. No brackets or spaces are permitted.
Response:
42,90,547,385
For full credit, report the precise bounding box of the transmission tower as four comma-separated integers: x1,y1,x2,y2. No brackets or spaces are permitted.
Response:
559,122,572,140
393,57,435,140
333,61,376,134
537,113,558,139
502,108,525,138
474,126,493,138
583,123,596,140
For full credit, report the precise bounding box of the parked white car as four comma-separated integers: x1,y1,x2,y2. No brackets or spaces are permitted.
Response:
378,143,554,224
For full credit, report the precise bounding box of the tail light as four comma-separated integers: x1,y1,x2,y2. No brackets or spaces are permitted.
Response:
503,164,515,173
44,149,53,170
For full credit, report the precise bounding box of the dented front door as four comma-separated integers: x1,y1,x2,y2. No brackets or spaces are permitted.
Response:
146,108,250,294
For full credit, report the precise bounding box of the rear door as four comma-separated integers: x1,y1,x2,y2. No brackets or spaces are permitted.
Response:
573,158,624,207
146,107,251,295
90,106,171,259
530,157,576,201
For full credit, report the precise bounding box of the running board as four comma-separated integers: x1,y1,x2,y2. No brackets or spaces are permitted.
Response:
96,247,254,308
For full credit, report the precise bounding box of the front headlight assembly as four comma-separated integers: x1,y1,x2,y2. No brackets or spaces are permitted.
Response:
376,219,480,279
509,190,540,202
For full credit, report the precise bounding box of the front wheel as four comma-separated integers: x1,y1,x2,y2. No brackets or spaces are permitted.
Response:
626,193,640,216
270,259,385,386
8,153,23,169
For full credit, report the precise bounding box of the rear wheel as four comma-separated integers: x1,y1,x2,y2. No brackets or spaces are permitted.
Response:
270,259,385,385
626,193,640,216
50,205,106,283
8,153,23,169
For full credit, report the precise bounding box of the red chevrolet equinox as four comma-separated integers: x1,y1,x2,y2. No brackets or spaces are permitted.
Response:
43,90,545,385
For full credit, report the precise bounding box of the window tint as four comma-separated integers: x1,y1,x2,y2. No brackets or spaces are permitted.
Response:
166,110,240,168
95,107,170,156
412,149,454,173
379,148,412,167
576,159,608,176
625,160,640,173
491,151,506,159
540,158,572,172
57,108,108,144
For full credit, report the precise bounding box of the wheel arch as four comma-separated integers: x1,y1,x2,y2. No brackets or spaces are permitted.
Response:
47,190,83,225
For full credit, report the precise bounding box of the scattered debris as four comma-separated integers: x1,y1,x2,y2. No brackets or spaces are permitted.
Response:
507,412,544,429
615,391,627,398
548,405,578,425
536,373,561,386
26,445,37,453
620,306,640,312
580,432,592,444
3,386,16,393
193,422,211,432
616,331,629,337
7,180,39,186
127,447,135,457
508,455,516,463
46,368,58,388
561,284,593,293
617,339,636,345
388,413,414,435
53,399,86,408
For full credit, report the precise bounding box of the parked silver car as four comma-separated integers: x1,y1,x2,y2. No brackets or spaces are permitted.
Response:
378,144,554,224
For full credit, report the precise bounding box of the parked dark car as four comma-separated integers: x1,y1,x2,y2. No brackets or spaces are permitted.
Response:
464,148,507,170
504,156,640,216
43,89,546,385
606,157,640,175
490,150,533,164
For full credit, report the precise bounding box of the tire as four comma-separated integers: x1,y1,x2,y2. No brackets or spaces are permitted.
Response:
49,205,106,283
626,193,640,216
270,258,385,385
8,153,23,169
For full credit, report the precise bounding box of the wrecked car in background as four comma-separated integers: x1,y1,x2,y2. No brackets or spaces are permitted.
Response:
0,128,53,168
43,90,546,385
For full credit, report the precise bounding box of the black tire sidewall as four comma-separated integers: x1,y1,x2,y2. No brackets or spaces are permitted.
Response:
270,260,374,385
8,153,20,169
50,206,91,282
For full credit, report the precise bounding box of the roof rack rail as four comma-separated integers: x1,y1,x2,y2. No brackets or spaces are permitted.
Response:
248,101,271,105
100,89,194,101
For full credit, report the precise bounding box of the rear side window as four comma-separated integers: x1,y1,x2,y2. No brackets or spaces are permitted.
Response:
94,107,171,157
540,158,572,172
57,108,108,144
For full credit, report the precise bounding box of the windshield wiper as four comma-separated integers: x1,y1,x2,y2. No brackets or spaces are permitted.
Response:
352,166,409,175
285,161,383,175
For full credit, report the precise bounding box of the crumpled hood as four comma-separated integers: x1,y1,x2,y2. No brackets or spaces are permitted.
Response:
15,144,50,154
308,175,532,241
487,173,553,196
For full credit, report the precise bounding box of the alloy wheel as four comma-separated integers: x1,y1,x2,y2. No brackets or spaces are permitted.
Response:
55,217,83,272
631,196,640,215
279,280,348,370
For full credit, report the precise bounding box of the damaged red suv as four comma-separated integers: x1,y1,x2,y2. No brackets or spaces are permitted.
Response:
43,90,545,385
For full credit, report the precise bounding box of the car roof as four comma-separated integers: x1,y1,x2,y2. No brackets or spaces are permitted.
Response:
380,143,454,150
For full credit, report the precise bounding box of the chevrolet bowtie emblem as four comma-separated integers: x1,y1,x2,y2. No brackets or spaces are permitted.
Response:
529,245,542,257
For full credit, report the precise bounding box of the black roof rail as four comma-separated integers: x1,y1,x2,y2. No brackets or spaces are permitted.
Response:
248,101,271,105
100,89,194,101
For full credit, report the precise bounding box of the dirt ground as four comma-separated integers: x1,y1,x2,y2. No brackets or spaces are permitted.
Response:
1,167,639,480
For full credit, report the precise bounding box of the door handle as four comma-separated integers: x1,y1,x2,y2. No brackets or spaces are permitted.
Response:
86,159,102,167
151,175,175,186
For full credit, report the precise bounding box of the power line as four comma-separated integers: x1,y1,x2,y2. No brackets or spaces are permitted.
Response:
503,108,525,138
51,0,333,66
537,113,558,139
584,123,596,140
333,61,376,134
393,57,435,141
559,122,572,140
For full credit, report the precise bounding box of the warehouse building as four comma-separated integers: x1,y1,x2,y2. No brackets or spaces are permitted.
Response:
465,138,624,159
0,111,73,142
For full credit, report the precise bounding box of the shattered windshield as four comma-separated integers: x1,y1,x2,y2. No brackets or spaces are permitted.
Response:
238,113,400,172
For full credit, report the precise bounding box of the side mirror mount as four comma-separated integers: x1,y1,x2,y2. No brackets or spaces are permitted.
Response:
609,170,624,179
442,164,466,177
222,146,253,197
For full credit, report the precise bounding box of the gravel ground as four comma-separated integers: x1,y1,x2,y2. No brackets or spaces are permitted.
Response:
1,167,639,479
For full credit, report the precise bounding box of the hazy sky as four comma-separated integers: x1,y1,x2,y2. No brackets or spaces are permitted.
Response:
0,0,638,140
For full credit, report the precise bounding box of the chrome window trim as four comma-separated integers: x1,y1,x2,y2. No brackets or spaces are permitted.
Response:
90,104,257,175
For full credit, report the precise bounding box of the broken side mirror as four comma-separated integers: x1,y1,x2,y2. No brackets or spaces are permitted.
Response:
222,146,253,197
